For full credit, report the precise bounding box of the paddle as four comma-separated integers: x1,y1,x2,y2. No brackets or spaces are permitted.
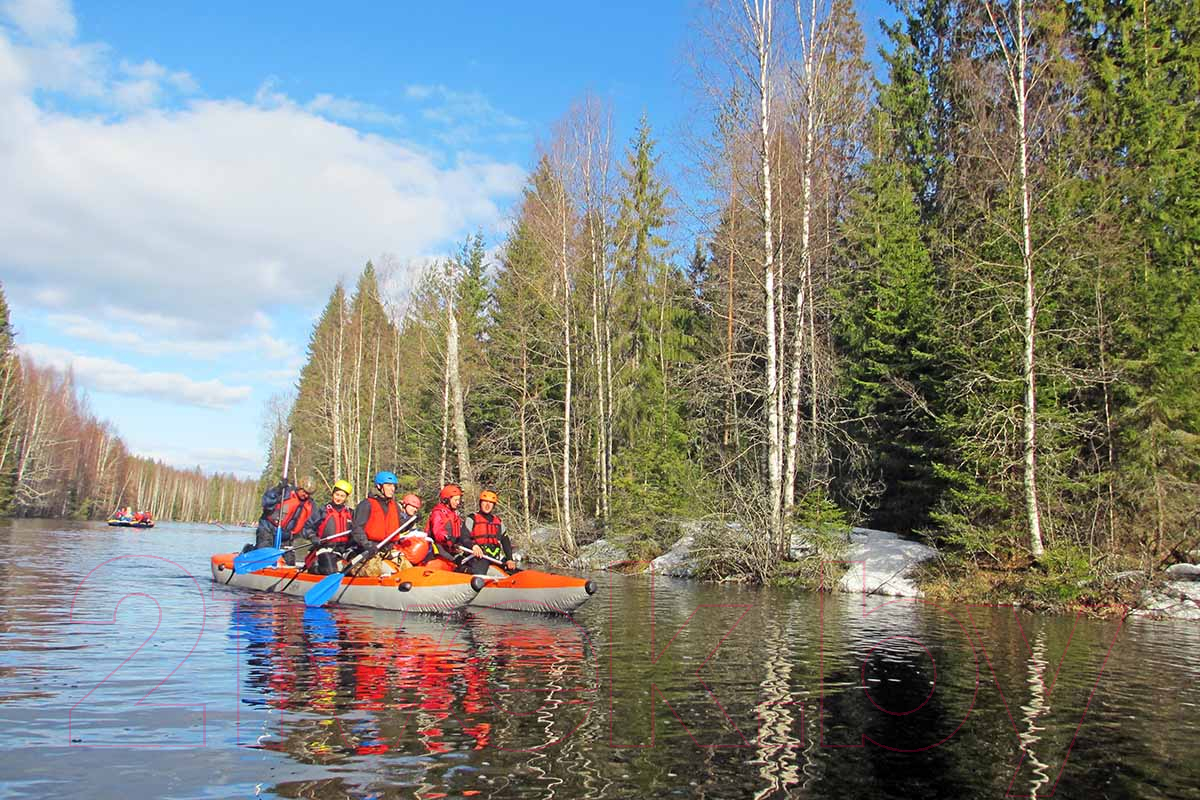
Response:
449,540,514,568
303,514,419,608
273,429,293,551
233,429,293,568
235,530,338,574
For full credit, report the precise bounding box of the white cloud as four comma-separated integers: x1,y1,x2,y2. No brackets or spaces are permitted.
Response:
18,342,253,409
1,0,75,41
132,443,263,477
306,92,404,128
0,8,526,336
402,82,527,145
46,312,302,363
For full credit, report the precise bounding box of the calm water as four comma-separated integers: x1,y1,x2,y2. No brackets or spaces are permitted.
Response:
0,519,1197,799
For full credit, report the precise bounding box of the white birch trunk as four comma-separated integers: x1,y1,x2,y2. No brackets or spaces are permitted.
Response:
439,342,451,486
559,183,576,552
749,0,784,545
447,274,475,493
987,0,1044,559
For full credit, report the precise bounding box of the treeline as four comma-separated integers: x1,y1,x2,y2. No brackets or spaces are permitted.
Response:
0,284,259,523
272,0,1198,577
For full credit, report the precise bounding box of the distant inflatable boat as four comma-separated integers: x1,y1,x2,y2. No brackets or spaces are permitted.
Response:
107,519,155,528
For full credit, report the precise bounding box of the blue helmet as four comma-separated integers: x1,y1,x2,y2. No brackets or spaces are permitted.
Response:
373,470,398,486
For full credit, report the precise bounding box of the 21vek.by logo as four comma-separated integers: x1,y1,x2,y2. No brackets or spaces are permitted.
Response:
68,556,1124,797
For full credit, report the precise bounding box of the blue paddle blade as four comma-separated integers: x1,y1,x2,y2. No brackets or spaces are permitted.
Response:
304,571,345,607
233,547,283,573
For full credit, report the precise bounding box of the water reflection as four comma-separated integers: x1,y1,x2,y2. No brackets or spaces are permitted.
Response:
1019,628,1051,797
1,521,1200,799
227,596,599,796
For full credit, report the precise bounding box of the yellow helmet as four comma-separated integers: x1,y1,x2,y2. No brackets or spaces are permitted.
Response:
332,479,353,496
479,490,499,504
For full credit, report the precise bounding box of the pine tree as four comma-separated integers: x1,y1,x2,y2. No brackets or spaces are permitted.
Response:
291,282,349,489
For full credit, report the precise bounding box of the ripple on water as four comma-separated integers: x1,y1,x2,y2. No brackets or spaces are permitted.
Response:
0,522,1198,798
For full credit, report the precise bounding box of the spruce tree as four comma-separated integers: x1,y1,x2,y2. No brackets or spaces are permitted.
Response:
1076,0,1200,551
835,114,952,534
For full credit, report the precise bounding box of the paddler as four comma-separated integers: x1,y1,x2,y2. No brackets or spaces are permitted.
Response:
254,474,316,563
462,489,517,574
349,471,411,577
302,479,355,575
394,492,429,565
424,483,477,569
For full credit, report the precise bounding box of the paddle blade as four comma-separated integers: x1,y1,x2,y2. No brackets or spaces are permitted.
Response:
304,571,345,607
234,547,283,573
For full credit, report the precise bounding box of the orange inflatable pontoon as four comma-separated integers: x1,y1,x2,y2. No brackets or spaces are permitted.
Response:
211,553,483,613
424,557,597,613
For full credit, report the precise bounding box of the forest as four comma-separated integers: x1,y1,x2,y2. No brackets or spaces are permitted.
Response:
267,0,1198,586
0,286,259,523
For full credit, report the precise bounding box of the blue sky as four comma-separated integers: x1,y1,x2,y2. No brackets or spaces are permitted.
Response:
1,0,896,478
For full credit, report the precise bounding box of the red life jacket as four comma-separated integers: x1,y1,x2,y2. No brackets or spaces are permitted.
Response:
317,503,353,544
274,491,313,535
363,496,400,543
424,503,462,555
469,511,503,549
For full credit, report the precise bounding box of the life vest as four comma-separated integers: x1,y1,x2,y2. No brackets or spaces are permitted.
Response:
363,496,401,543
469,511,503,551
273,491,312,535
424,503,463,556
316,503,353,544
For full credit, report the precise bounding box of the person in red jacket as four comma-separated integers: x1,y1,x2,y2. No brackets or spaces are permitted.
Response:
302,479,355,574
423,483,475,567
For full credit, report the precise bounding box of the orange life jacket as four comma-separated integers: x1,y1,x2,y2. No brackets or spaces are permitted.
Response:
363,496,400,543
316,503,353,543
469,511,503,549
274,491,313,535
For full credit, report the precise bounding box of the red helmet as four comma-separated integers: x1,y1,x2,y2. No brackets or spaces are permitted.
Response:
401,493,422,508
439,484,463,501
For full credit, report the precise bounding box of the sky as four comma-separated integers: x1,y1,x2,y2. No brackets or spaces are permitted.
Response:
0,0,896,479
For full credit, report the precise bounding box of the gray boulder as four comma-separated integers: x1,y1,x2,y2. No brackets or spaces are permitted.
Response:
649,534,697,577
1134,581,1200,621
569,538,628,570
1165,563,1200,582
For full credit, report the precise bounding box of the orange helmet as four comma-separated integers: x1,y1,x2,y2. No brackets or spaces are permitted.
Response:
479,490,499,504
401,493,422,508
439,484,463,501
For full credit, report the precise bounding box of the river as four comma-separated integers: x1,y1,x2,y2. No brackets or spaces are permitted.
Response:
0,519,1197,799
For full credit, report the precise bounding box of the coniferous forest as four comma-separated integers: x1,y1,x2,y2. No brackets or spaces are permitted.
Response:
3,0,1196,589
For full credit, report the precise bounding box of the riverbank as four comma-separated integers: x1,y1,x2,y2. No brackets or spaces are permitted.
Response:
520,521,1200,621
